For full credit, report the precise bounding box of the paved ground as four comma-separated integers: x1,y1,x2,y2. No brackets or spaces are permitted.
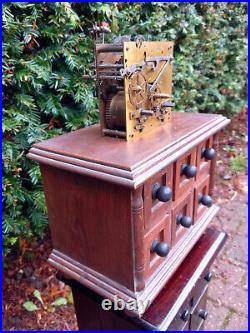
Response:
204,192,248,331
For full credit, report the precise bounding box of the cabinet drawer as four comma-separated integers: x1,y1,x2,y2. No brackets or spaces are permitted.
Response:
196,136,214,182
168,299,191,331
144,164,173,230
191,269,213,309
193,175,212,223
173,148,197,200
144,214,172,280
171,191,194,245
190,290,208,331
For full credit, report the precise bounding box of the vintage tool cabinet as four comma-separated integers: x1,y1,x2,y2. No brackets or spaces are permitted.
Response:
28,111,230,322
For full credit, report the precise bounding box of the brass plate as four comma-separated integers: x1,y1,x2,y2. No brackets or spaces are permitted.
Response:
123,41,174,140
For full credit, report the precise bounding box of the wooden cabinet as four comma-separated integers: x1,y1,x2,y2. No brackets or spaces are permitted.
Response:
27,112,230,317
59,228,227,331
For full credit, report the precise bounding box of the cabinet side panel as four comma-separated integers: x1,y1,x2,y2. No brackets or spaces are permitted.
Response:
72,285,141,330
40,164,134,290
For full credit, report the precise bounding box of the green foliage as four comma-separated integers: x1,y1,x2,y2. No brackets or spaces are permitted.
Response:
23,301,38,312
52,297,68,307
22,289,71,313
116,2,248,114
2,2,100,256
229,155,247,173
2,2,248,256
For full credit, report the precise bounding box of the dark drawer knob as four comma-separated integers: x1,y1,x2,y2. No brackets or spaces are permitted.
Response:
181,164,197,178
198,194,213,207
151,240,170,257
176,214,192,228
152,183,172,202
198,309,208,320
181,309,190,322
204,271,213,282
202,148,216,160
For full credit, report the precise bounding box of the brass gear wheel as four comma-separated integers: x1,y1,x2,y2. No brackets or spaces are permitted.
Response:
105,92,126,130
128,72,148,108
105,95,114,129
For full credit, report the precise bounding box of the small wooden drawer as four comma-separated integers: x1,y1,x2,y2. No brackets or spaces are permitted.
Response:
144,214,172,280
167,298,192,331
191,269,212,309
196,136,214,182
173,148,197,200
190,289,208,331
171,191,194,245
194,175,211,223
143,164,173,230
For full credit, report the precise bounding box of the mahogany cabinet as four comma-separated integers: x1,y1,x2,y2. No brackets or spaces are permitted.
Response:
60,228,227,330
27,112,230,316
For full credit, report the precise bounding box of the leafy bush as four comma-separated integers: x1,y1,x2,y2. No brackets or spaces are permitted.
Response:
2,2,248,256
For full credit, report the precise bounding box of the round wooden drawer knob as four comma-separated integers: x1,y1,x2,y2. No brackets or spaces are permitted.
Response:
152,183,172,202
198,194,213,207
198,309,208,320
176,214,192,228
204,271,213,282
202,148,216,160
181,309,190,322
181,164,197,178
151,240,170,257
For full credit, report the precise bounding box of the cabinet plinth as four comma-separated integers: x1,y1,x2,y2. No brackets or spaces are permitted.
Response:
59,227,227,331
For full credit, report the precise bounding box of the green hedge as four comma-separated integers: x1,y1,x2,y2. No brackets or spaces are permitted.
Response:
2,2,248,256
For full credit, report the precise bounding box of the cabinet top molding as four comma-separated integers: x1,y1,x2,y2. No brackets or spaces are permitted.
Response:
27,112,230,189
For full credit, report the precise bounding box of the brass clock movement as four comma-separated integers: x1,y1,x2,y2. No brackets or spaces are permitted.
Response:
84,30,174,140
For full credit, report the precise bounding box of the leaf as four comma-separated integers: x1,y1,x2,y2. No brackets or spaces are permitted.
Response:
67,290,74,305
33,289,43,305
23,301,38,312
52,297,67,307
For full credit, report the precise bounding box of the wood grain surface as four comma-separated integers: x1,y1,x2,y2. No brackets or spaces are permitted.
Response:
28,112,230,188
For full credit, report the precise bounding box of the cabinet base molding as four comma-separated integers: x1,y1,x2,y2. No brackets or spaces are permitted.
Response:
49,205,219,317
60,227,227,330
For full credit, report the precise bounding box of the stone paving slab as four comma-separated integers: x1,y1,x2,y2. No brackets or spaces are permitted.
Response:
208,279,248,316
204,194,248,331
204,300,231,331
212,259,247,290
224,234,248,266
225,311,248,331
